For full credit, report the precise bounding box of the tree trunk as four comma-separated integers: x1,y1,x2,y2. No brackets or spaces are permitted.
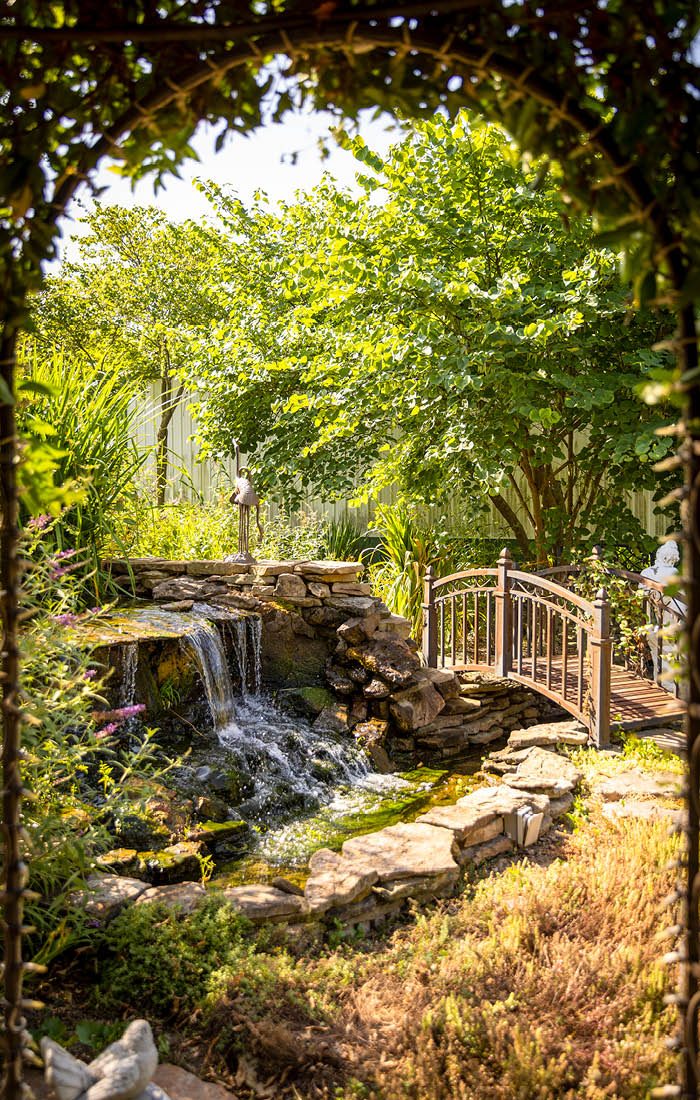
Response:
156,367,182,508
0,323,25,1100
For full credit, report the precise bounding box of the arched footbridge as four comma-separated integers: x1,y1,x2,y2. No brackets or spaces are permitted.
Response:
422,549,686,748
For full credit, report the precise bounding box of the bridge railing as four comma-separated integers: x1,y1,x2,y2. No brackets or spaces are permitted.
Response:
423,549,612,746
535,553,685,695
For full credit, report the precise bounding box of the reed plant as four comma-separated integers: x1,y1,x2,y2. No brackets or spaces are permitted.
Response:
18,349,148,602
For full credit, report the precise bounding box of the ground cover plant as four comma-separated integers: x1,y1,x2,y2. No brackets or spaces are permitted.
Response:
31,804,677,1100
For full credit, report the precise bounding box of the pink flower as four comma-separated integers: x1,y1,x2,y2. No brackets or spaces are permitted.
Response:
83,669,97,681
28,514,51,530
93,704,145,722
52,612,79,626
95,722,119,739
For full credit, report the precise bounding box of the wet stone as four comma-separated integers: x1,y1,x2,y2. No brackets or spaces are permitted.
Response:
363,677,391,700
347,637,419,687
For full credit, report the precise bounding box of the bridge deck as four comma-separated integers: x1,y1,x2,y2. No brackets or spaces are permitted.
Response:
445,657,685,731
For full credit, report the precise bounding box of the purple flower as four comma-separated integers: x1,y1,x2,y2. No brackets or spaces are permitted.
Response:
51,612,79,626
83,669,97,681
93,704,145,722
50,565,72,578
28,514,51,531
95,722,119,739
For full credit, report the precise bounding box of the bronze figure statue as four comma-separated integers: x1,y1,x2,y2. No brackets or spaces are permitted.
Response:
229,440,263,563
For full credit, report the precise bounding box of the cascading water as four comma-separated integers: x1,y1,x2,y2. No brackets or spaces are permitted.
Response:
117,643,138,706
180,614,236,728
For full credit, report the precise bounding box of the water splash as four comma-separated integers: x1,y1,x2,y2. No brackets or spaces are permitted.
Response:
216,693,372,824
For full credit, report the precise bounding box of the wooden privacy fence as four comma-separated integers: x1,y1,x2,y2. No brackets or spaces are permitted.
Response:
422,548,686,748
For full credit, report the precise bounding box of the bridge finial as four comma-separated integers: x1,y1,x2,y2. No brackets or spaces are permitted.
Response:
595,586,609,603
590,544,604,563
498,546,513,567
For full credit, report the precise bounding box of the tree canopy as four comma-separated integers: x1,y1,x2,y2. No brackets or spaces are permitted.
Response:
190,115,677,561
29,206,221,502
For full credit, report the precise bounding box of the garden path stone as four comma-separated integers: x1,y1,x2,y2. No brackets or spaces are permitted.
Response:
153,1064,238,1100
499,747,582,795
593,768,682,802
341,822,459,882
221,884,307,922
304,848,378,913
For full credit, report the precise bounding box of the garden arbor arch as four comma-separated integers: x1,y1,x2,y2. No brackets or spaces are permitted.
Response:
1,5,698,1098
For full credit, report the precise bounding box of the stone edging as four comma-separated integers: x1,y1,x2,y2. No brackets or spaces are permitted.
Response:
79,725,585,933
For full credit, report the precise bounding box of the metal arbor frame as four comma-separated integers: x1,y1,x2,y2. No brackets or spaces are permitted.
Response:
0,8,698,1100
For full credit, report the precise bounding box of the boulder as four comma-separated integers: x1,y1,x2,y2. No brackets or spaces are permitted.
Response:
274,572,308,599
221,884,306,922
347,637,420,687
416,804,504,847
341,821,459,882
363,678,391,699
389,679,446,732
277,685,336,718
418,667,462,700
325,662,355,695
313,704,351,735
304,848,379,913
337,614,380,645
136,882,206,912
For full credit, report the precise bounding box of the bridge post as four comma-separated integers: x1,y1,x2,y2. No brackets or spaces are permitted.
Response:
494,548,513,677
590,587,612,748
422,564,437,667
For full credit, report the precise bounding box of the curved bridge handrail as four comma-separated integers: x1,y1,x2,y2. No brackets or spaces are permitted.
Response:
507,569,597,616
535,563,685,622
432,568,498,589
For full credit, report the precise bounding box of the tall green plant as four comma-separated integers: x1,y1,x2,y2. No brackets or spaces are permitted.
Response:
369,504,454,639
17,350,148,601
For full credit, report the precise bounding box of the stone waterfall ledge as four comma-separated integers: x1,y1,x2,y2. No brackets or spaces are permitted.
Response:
103,556,570,765
75,739,583,934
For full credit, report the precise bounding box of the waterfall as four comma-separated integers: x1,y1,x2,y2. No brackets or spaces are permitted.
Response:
180,619,236,728
219,615,262,696
117,643,138,706
248,616,262,694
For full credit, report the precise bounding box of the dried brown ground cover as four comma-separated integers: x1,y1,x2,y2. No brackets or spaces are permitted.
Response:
191,811,676,1099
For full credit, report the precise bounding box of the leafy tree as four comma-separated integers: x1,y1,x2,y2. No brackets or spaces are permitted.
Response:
192,115,677,562
32,206,222,504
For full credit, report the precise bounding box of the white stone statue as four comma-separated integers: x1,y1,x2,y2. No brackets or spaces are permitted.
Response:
41,1020,170,1100
640,540,686,693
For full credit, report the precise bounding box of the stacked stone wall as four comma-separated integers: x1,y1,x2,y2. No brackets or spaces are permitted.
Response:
105,556,567,766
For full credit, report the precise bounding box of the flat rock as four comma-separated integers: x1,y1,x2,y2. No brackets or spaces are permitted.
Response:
332,582,373,596
161,600,195,612
500,747,583,795
461,834,515,866
152,578,206,601
341,822,459,882
507,720,588,749
221,884,306,922
326,595,377,616
390,678,445,732
74,874,149,918
308,581,331,598
296,560,363,577
254,561,298,577
337,614,380,645
136,882,206,912
593,768,682,802
187,560,242,576
602,801,680,822
305,848,378,912
416,804,503,847
375,613,413,640
153,1064,237,1100
458,783,550,818
418,667,461,699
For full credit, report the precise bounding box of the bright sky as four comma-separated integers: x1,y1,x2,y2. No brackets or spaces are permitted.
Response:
59,107,398,260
